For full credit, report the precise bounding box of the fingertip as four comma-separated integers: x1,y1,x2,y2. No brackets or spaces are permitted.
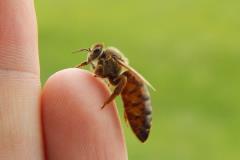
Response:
42,68,127,160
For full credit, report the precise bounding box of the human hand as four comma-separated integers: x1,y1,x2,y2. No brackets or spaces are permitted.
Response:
0,0,127,159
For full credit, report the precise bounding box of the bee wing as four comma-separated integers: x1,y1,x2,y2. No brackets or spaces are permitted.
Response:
115,58,156,91
107,47,129,64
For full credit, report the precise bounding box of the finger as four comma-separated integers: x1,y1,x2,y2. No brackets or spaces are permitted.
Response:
0,0,39,73
42,68,128,160
0,0,43,159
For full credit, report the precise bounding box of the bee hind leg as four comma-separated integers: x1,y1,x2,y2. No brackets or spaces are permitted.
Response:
101,74,127,109
124,111,129,126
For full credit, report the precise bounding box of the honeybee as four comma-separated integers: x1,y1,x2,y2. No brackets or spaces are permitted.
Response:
74,43,155,142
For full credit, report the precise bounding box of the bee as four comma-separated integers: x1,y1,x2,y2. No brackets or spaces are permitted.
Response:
73,43,155,142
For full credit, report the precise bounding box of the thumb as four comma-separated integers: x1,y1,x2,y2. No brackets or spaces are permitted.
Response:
42,68,128,160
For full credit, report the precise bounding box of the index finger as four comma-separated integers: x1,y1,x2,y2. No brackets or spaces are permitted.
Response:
0,1,43,160
0,0,39,74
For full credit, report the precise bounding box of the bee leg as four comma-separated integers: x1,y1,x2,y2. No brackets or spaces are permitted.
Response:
93,74,102,78
76,57,94,68
124,111,129,126
94,65,105,78
101,75,127,109
90,62,96,69
75,61,89,68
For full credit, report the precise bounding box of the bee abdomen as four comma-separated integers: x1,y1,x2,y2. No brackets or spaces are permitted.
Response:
121,71,152,142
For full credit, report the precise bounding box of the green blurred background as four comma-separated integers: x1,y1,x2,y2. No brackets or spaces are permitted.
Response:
36,0,240,159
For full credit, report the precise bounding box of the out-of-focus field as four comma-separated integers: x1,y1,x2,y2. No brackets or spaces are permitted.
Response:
36,0,240,159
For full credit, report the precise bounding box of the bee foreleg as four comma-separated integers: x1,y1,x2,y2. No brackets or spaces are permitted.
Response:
76,61,89,68
76,58,94,68
101,75,127,109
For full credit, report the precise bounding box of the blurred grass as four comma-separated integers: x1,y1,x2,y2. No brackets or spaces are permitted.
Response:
36,0,240,159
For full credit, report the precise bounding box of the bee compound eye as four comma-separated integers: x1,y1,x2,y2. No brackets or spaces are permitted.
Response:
94,48,102,54
90,48,102,59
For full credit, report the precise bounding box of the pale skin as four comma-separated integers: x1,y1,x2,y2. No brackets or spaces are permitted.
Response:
0,0,127,160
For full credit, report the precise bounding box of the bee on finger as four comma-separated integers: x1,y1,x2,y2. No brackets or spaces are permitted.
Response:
73,43,155,142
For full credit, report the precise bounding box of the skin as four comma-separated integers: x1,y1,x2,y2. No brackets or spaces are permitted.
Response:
0,0,127,160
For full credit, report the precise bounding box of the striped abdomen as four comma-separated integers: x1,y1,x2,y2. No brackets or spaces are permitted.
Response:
121,71,152,142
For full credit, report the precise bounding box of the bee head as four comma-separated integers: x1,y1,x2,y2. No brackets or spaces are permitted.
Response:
89,43,104,60
72,43,104,61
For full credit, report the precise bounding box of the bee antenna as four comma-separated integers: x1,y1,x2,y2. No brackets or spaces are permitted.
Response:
72,48,91,54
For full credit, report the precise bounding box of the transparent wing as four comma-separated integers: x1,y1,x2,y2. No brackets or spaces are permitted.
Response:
116,59,156,91
107,47,129,64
